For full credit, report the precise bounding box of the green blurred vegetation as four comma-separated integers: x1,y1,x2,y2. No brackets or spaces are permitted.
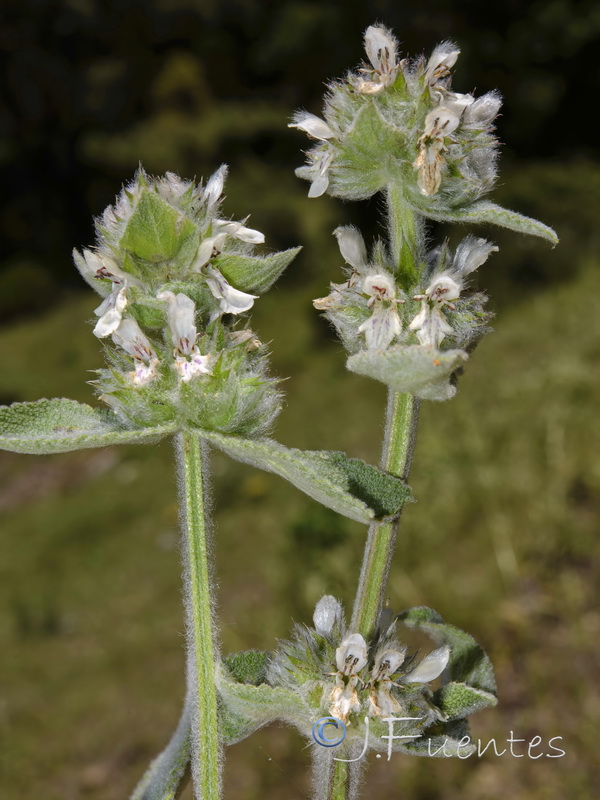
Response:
1,1,599,799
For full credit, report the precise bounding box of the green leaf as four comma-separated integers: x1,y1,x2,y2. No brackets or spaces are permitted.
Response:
120,191,197,263
0,399,176,454
224,650,270,686
347,346,467,399
337,102,405,198
423,201,558,246
217,666,310,745
200,430,412,523
398,606,497,696
131,699,190,800
434,682,497,721
214,247,301,293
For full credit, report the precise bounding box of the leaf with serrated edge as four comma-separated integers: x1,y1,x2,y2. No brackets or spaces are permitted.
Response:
422,201,558,246
347,346,467,396
200,430,412,523
131,698,190,800
0,399,176,454
214,247,301,293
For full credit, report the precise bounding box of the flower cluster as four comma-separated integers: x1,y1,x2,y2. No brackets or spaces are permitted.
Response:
290,25,500,213
264,597,496,758
315,227,495,400
74,168,299,434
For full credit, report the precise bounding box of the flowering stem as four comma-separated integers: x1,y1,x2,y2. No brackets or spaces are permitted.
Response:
386,182,422,288
176,432,221,800
350,391,419,636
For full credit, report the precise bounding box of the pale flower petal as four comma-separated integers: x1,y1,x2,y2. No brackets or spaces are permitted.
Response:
452,236,498,276
425,275,461,303
335,633,368,675
93,286,128,338
204,164,228,207
111,318,156,363
364,25,398,76
334,226,368,270
358,305,402,350
362,272,396,300
409,303,454,348
313,596,344,637
403,645,450,684
426,42,460,86
216,219,265,244
174,348,212,382
288,112,335,140
157,291,197,355
206,269,258,315
372,648,407,680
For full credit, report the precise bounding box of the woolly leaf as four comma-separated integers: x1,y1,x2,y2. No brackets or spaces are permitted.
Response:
434,682,497,721
347,346,467,399
398,606,497,695
130,699,190,800
423,201,558,246
200,430,412,523
214,247,302,293
120,191,197,263
0,399,176,454
224,650,270,686
217,667,310,745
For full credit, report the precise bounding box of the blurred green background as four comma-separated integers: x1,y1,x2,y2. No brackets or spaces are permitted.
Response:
1,1,599,798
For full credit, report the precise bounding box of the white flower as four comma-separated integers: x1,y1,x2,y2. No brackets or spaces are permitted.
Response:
328,632,368,721
357,272,403,350
306,150,334,198
157,291,212,381
408,302,454,348
357,25,398,94
203,164,228,208
425,42,460,89
313,596,344,638
333,226,368,270
93,285,128,338
111,318,157,364
206,269,258,316
157,291,198,355
194,233,228,269
463,92,502,128
452,236,498,276
79,250,130,284
371,648,407,682
215,219,265,244
335,633,368,675
288,112,335,140
414,106,463,196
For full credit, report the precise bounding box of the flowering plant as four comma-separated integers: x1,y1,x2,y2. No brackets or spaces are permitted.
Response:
0,23,556,800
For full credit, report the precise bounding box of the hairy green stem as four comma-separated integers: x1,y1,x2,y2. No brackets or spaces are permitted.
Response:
350,391,419,635
176,432,221,800
386,182,422,288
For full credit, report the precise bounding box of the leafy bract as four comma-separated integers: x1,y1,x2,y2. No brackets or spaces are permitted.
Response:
423,201,558,246
347,346,467,399
214,247,301,293
201,430,412,524
0,399,176,454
